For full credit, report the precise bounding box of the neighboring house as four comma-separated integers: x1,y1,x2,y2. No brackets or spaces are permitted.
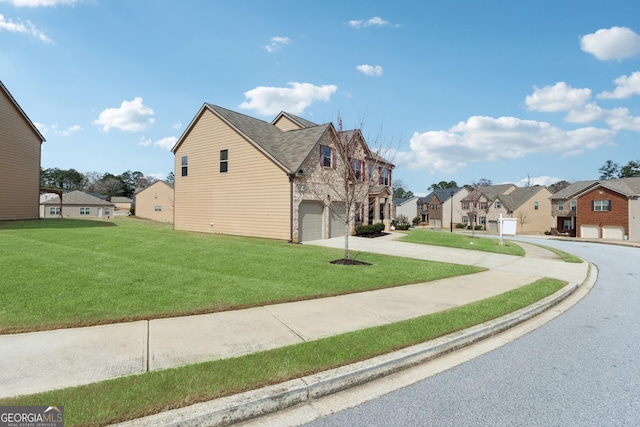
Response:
393,196,419,221
459,184,553,234
418,187,469,229
40,190,114,219
551,178,640,241
491,186,553,234
460,184,516,229
109,196,133,215
0,80,45,220
171,104,394,242
135,180,174,223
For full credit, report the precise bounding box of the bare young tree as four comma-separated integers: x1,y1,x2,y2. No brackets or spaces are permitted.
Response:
517,210,530,232
304,115,395,261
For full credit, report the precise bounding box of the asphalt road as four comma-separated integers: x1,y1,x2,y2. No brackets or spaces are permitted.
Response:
302,239,640,427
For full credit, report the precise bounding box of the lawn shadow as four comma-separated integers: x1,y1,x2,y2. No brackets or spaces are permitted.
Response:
0,218,118,230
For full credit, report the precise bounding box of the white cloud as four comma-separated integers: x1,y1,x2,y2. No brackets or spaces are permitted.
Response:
347,16,393,29
153,136,177,150
265,36,290,53
0,13,52,43
605,107,640,132
172,121,182,130
395,116,616,173
59,124,82,136
597,71,640,99
0,0,81,6
93,97,155,132
356,64,383,76
239,82,337,116
139,136,178,150
563,102,607,123
513,176,564,187
525,82,591,112
580,26,640,61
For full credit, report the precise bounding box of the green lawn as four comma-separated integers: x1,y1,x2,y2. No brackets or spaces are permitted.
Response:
0,278,566,427
400,229,526,256
0,218,482,333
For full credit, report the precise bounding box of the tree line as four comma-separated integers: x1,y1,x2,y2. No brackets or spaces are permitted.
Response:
40,168,162,198
598,159,640,180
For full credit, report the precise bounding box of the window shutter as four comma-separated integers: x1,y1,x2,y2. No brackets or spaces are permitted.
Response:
608,199,612,211
592,200,595,211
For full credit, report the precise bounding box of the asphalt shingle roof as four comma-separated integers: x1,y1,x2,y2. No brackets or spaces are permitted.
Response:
206,104,331,173
42,191,114,206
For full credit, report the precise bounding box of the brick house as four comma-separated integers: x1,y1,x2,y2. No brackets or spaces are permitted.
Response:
551,178,640,241
418,187,469,229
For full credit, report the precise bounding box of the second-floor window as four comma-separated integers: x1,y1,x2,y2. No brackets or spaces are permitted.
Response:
571,200,577,211
479,202,488,210
351,159,363,180
321,145,333,168
558,201,565,211
462,202,470,210
379,168,389,186
220,149,228,173
534,201,539,210
495,201,502,208
593,200,611,211
181,156,188,177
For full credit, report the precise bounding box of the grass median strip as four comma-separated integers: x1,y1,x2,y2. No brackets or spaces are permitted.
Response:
400,229,526,256
0,278,566,427
0,218,482,333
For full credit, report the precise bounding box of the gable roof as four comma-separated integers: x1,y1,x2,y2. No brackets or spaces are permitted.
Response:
551,178,640,199
172,104,332,174
41,191,114,206
135,180,174,196
109,196,133,203
418,187,464,204
0,80,46,143
499,186,549,211
272,111,318,129
463,184,515,202
393,196,419,206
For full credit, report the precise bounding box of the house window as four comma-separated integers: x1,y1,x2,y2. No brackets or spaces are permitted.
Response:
462,202,470,210
351,159,363,180
49,207,60,215
155,206,162,211
480,216,486,225
379,168,389,186
534,201,539,210
181,156,188,177
593,200,611,211
558,201,565,211
436,204,440,211
462,216,469,224
571,200,576,211
430,204,434,210
367,164,373,180
80,207,90,215
479,202,488,210
220,149,228,173
105,208,110,215
495,201,502,208
563,220,572,230
321,145,333,167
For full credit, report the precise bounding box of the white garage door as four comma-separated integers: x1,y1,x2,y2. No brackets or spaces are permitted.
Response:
329,202,346,239
429,218,442,228
603,225,625,240
299,201,324,242
581,224,600,239
488,220,498,233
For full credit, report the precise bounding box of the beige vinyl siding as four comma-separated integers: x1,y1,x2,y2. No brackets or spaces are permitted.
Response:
135,181,174,223
512,188,553,234
0,89,42,220
174,110,290,240
272,115,301,132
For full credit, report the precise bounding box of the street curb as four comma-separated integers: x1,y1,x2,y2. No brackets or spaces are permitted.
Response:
113,264,595,427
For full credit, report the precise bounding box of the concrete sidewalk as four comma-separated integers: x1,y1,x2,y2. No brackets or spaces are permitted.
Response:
0,233,589,402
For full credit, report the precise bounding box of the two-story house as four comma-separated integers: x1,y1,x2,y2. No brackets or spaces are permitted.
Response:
0,81,45,220
551,178,640,241
460,184,552,234
171,104,393,242
418,187,469,229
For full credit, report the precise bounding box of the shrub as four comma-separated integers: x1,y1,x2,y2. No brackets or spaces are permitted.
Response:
356,222,386,236
396,224,410,230
373,222,386,232
395,214,409,226
455,223,465,229
474,225,483,230
412,216,421,226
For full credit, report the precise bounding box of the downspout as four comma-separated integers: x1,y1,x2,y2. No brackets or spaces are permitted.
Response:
289,173,295,242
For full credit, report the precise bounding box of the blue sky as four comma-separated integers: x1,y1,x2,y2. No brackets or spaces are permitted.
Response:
2,0,640,196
